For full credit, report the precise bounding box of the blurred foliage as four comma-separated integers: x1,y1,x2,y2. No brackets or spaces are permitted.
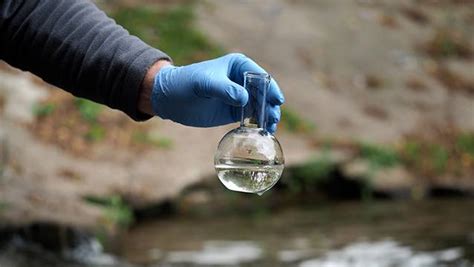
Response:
85,124,106,142
74,98,107,142
132,131,173,149
358,143,400,169
429,144,449,173
293,156,333,183
110,5,224,65
280,107,316,134
32,103,56,117
0,201,8,213
398,130,474,177
400,141,422,166
94,227,110,249
456,132,474,156
284,153,335,193
84,195,134,228
74,98,103,123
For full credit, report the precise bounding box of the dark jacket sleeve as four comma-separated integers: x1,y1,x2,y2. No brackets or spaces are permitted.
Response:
0,0,171,121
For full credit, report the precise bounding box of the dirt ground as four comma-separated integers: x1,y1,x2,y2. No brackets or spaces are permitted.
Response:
197,0,474,142
0,0,473,229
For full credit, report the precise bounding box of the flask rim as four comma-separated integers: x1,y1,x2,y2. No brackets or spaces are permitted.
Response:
243,71,271,81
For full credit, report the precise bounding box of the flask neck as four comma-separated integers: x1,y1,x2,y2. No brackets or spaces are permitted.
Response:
240,72,271,130
241,117,259,128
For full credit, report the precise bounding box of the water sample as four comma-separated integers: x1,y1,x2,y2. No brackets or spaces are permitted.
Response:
215,163,284,195
214,72,284,195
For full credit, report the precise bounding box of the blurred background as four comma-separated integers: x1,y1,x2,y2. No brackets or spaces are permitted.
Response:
0,0,473,266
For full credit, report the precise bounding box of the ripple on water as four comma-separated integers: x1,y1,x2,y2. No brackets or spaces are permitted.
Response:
165,241,262,265
298,240,466,267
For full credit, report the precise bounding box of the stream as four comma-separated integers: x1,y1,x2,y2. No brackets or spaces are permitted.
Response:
1,199,473,267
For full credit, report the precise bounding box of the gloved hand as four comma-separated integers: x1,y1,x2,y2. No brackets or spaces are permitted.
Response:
151,53,284,133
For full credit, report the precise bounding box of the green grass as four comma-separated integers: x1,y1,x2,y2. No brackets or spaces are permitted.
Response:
74,98,106,141
401,141,422,167
399,137,464,176
294,157,333,182
84,195,134,228
456,132,474,156
111,5,224,65
286,153,334,193
280,107,316,134
132,131,173,149
0,201,8,213
33,103,56,117
429,144,449,173
74,98,103,123
85,124,106,142
359,143,400,169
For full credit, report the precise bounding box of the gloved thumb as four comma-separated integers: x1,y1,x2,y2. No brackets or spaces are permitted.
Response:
204,77,249,107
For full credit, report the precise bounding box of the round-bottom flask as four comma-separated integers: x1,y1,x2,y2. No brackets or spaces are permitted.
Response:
214,72,284,195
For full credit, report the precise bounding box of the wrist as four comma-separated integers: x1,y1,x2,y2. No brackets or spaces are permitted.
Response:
138,59,172,115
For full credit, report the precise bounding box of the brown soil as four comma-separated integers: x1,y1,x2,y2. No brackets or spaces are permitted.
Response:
196,0,474,142
29,90,157,157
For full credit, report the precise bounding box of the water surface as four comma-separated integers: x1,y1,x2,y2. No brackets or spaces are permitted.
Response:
121,199,474,266
1,199,473,267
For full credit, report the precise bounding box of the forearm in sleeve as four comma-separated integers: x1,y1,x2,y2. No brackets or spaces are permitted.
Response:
0,0,170,120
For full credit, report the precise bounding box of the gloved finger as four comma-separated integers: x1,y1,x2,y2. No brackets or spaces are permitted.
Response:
267,122,278,134
268,79,285,106
231,106,243,122
231,54,285,105
266,105,281,125
204,77,249,107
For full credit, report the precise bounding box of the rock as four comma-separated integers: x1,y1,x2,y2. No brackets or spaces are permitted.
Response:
342,159,416,197
0,72,48,123
371,166,416,193
342,159,371,178
180,190,212,206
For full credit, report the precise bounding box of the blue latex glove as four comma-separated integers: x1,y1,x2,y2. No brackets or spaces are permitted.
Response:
151,53,284,133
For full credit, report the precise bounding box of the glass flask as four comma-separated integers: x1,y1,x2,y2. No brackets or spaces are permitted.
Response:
214,72,284,195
